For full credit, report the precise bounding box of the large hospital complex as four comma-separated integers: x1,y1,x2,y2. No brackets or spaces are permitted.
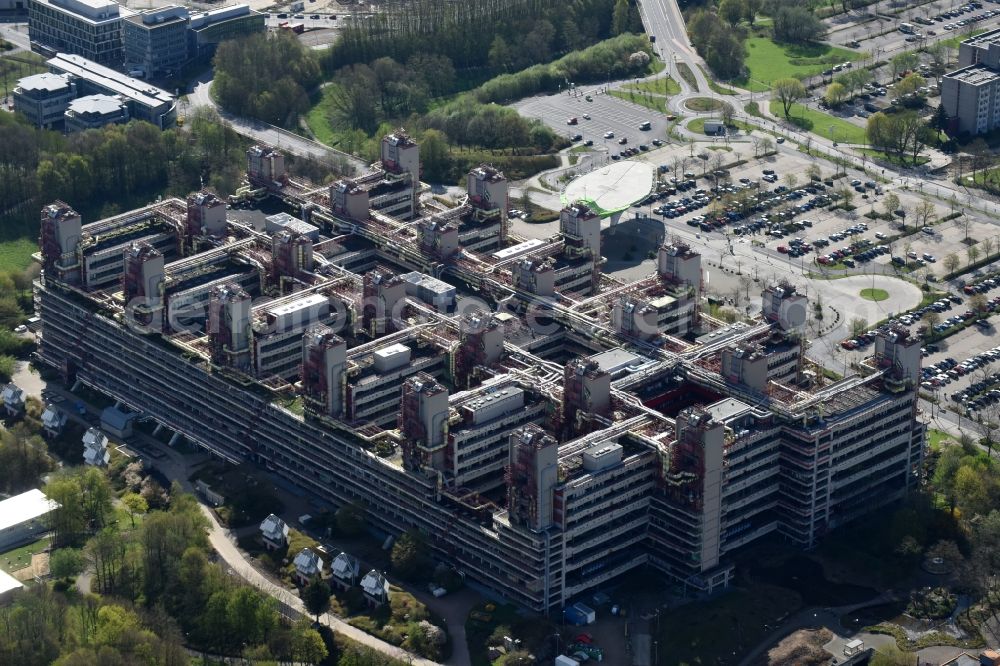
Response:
34,132,926,611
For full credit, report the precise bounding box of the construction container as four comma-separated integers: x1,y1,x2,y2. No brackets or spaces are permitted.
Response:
563,602,596,626
555,656,580,666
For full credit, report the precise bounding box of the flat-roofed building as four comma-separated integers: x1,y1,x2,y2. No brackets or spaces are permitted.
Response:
64,92,128,131
187,4,264,59
123,6,189,78
0,489,60,551
12,71,76,128
942,64,1000,135
27,0,133,66
47,52,176,128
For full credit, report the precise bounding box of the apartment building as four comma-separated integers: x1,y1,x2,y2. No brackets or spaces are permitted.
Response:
34,141,926,613
27,0,132,66
943,29,1000,134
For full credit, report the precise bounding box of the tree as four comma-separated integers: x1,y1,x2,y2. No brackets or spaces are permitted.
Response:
391,529,431,581
983,236,995,259
805,164,821,181
825,82,848,107
773,78,807,117
850,317,868,337
970,293,988,316
922,310,940,337
121,492,147,529
612,0,630,35
745,0,762,24
892,73,926,100
891,51,920,79
291,620,328,665
335,501,366,536
914,199,936,228
883,192,900,220
838,185,855,208
302,579,331,623
419,129,449,183
719,0,746,27
49,547,85,579
968,245,981,266
773,7,826,43
488,36,514,71
944,253,960,275
785,173,798,189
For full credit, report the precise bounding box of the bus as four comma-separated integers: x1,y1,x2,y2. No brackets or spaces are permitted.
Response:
899,23,915,34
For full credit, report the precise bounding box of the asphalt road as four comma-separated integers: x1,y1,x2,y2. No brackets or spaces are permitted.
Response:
185,73,368,175
512,90,670,155
636,0,711,93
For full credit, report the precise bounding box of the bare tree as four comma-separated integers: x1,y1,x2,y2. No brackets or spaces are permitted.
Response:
944,253,960,275
785,173,798,189
968,245,981,266
983,237,995,260
914,199,936,228
850,317,868,337
883,193,900,220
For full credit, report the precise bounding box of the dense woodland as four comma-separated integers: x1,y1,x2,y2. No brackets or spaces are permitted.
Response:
0,110,249,242
322,0,640,72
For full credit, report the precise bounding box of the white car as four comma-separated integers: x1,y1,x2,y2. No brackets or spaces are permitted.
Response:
603,131,615,139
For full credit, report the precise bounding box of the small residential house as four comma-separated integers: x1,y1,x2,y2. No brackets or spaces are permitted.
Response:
293,547,324,585
360,569,390,607
330,551,361,590
1,384,25,416
82,427,110,467
41,404,68,437
259,513,289,550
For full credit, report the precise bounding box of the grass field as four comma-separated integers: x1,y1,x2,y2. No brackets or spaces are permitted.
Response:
769,99,868,144
699,66,739,95
735,38,861,91
860,288,889,301
0,51,48,86
610,89,670,113
0,537,51,575
624,76,681,96
0,238,39,273
858,148,931,168
940,28,986,51
685,97,726,113
927,428,956,450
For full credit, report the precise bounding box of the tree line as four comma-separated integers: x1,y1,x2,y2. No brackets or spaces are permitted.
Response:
322,0,628,73
0,109,251,242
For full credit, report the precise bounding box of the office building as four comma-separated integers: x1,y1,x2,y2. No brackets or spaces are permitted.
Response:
27,0,133,66
11,71,75,128
46,52,176,128
64,93,129,131
187,4,264,60
34,140,926,613
123,6,189,78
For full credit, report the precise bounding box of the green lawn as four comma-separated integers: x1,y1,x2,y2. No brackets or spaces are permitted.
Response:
735,38,862,91
688,118,708,134
676,62,699,92
699,66,739,95
769,99,868,144
625,76,680,96
685,97,726,113
940,28,986,51
0,537,51,575
858,148,931,168
0,238,39,273
610,89,670,113
927,428,956,450
0,51,48,85
860,288,889,302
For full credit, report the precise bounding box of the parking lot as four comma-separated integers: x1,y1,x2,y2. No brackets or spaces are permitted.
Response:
827,0,1000,53
513,90,671,153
